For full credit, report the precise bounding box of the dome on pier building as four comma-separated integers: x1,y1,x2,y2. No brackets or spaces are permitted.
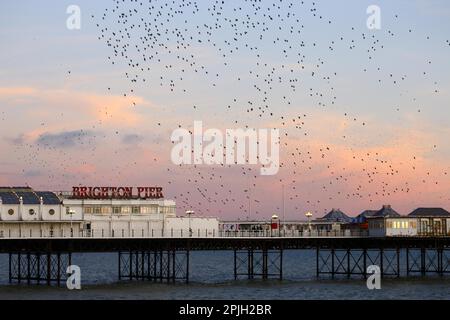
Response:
317,208,352,223
408,207,450,217
372,205,401,218
355,210,378,223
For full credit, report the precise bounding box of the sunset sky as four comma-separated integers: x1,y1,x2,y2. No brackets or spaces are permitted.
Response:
1,0,449,220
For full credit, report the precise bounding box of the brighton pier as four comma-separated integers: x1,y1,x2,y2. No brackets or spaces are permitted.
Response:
1,186,450,285
2,235,450,285
71,186,164,199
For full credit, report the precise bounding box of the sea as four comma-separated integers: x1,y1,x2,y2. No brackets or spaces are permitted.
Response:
0,250,449,300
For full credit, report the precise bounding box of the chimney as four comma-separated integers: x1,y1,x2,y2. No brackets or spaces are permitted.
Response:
19,196,23,221
39,197,43,221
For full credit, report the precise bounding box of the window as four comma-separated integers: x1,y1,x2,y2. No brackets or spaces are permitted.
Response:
141,206,158,214
121,206,131,214
8,209,14,215
93,207,102,214
132,206,140,214
160,206,176,214
29,209,35,215
113,206,121,214
84,207,93,214
49,209,55,215
101,206,111,214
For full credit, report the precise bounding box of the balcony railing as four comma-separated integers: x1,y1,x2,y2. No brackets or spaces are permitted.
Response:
0,228,368,239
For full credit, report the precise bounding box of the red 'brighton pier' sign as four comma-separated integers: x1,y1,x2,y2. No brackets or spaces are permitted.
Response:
71,186,164,199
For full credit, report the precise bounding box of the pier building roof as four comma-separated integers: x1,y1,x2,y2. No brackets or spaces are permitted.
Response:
408,207,450,217
0,187,61,205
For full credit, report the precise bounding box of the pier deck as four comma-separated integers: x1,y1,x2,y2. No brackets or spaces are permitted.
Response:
1,236,450,284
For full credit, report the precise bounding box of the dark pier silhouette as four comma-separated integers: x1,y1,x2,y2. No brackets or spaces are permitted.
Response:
1,236,450,285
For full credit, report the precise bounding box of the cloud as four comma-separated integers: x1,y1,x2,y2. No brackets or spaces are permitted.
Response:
122,133,144,145
4,134,26,145
86,94,149,126
0,87,37,96
0,86,154,128
35,130,97,148
23,169,42,177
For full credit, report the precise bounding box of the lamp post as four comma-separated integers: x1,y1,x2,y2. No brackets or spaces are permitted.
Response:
281,184,284,219
185,210,194,237
68,209,75,237
305,211,312,233
271,214,279,237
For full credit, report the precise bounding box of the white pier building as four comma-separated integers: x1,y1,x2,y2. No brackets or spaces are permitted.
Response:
0,186,219,238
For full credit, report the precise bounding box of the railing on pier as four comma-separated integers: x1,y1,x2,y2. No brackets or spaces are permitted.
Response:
0,228,368,239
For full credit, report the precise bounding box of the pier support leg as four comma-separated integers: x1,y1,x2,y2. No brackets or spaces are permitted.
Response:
363,248,367,279
421,247,426,276
331,248,335,279
317,248,399,278
118,250,189,283
248,249,253,279
380,248,384,278
234,248,283,280
8,253,12,283
9,252,71,286
438,248,443,276
408,247,442,275
406,247,410,276
234,250,237,280
316,247,319,278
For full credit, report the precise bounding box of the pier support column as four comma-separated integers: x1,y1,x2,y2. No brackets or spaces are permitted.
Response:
408,247,442,275
421,247,426,276
9,252,71,286
118,249,189,283
442,248,450,274
317,248,400,278
234,248,283,280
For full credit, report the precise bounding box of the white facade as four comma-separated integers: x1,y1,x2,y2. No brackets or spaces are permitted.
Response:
0,188,219,238
0,196,79,238
0,201,63,221
63,198,177,237
165,217,219,237
368,217,450,237
369,218,417,237
384,218,418,237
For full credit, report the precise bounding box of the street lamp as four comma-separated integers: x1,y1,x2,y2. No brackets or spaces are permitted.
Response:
68,209,75,237
305,211,312,232
185,210,194,237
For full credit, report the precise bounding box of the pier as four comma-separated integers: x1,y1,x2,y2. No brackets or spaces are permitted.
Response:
1,232,450,285
1,187,449,285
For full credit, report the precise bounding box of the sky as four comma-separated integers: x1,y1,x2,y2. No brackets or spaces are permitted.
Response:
0,0,449,220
